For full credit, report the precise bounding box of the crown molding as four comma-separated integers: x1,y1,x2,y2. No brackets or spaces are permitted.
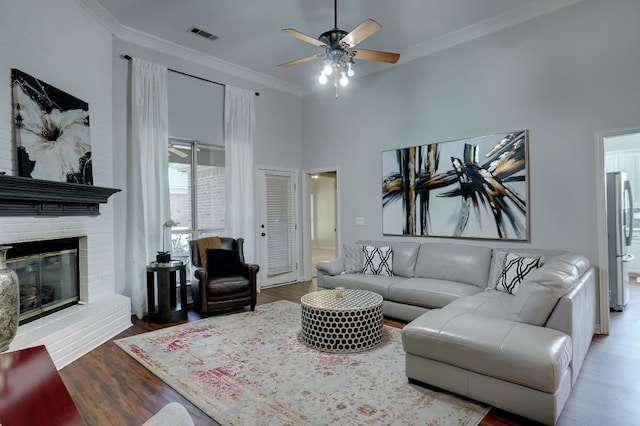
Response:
301,0,583,96
114,25,302,96
73,0,302,96
76,0,581,98
74,0,120,33
400,0,584,64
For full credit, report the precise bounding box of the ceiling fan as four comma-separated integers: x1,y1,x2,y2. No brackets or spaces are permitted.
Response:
168,143,189,158
279,0,399,89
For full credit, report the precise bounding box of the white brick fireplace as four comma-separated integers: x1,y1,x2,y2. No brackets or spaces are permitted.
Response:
1,1,133,369
4,211,131,369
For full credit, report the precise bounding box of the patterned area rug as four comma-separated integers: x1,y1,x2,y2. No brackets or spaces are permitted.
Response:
115,300,488,425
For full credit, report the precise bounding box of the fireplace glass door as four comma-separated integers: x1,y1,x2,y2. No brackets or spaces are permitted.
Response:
6,239,80,325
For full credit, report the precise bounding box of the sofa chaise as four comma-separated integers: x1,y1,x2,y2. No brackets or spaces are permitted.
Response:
316,240,597,425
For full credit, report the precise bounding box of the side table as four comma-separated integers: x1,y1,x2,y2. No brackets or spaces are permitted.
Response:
146,260,187,323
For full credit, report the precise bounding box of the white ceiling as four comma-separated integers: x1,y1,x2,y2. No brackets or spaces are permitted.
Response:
89,0,580,94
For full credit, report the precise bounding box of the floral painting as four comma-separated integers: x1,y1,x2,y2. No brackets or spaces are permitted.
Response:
382,130,529,241
11,69,92,185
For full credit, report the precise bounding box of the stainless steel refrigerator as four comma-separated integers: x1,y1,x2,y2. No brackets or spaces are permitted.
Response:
606,171,634,311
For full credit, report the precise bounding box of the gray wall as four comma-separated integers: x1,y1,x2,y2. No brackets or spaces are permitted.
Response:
301,0,640,266
112,38,302,290
167,71,224,146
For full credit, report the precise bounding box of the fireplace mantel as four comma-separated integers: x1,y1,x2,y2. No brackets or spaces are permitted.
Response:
0,174,120,216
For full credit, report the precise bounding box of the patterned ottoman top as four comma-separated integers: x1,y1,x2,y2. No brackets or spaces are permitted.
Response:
301,289,382,311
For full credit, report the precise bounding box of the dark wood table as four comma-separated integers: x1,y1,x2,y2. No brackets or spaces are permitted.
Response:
0,345,85,426
146,260,188,323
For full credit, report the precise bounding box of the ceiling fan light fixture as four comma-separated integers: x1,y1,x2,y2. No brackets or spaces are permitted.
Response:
339,72,349,87
322,59,333,75
280,0,399,96
347,59,355,77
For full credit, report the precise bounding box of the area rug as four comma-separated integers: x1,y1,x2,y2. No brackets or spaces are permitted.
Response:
115,300,488,425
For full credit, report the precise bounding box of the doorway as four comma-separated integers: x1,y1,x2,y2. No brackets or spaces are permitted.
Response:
597,128,640,334
303,168,340,281
604,132,640,277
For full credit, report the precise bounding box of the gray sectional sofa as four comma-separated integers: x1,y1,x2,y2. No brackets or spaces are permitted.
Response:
316,240,597,425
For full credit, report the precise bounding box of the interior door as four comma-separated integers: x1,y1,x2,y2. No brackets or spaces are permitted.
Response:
258,169,297,287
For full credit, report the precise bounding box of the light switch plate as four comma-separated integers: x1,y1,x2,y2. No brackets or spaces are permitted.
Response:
355,217,365,226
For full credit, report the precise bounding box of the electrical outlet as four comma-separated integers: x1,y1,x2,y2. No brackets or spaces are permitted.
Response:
355,217,365,226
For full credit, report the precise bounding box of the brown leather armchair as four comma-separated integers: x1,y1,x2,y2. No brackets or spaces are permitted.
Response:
189,237,259,316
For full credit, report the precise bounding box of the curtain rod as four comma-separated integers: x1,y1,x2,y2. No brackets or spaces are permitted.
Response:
122,55,259,96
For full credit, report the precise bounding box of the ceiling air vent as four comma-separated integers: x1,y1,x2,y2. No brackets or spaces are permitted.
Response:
189,26,218,41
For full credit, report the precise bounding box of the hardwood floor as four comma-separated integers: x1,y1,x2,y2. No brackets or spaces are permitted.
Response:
59,282,640,425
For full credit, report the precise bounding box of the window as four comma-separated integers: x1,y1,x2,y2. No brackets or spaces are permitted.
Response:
168,138,226,266
165,69,224,273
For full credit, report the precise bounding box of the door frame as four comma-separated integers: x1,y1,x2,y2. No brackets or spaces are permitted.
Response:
302,167,341,281
596,126,640,334
256,166,300,288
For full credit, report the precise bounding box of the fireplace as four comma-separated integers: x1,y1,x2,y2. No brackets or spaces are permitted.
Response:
0,178,130,369
5,238,80,325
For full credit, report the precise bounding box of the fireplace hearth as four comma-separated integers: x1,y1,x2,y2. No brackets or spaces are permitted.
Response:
6,238,80,325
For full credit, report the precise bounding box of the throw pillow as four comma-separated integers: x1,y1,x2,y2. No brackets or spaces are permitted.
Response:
489,251,544,289
343,243,364,273
494,251,543,295
362,245,393,276
207,248,243,278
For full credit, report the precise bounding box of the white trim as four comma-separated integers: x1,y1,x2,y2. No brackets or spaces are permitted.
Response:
302,0,584,95
400,0,583,65
74,0,302,96
302,167,341,281
77,0,580,98
595,126,640,335
114,26,302,96
73,0,121,32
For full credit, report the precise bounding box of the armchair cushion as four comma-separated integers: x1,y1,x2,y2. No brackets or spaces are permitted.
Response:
207,248,243,278
208,276,252,296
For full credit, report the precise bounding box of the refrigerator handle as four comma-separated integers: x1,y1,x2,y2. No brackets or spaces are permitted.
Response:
624,179,634,246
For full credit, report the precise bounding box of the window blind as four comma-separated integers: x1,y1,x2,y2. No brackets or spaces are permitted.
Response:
266,173,293,277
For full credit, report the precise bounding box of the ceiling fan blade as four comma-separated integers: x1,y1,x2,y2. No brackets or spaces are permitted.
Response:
341,19,382,48
169,147,188,158
279,54,321,68
353,48,400,64
281,28,326,47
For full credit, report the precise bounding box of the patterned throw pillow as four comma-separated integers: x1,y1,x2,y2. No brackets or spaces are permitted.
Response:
494,252,543,295
362,245,393,276
343,243,364,273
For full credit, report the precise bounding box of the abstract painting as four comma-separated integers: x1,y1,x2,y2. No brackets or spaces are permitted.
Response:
11,69,92,185
382,130,529,241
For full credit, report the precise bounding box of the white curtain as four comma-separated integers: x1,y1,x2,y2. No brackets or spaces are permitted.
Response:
125,58,170,319
224,86,256,265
